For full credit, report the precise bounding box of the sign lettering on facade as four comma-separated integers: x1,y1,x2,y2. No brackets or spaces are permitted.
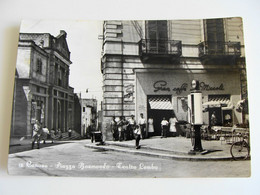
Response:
153,80,224,94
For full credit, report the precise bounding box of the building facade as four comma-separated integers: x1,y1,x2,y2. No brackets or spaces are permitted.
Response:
100,18,247,140
74,95,97,137
12,30,74,138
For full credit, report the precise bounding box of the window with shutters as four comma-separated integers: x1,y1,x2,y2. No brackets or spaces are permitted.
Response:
139,20,182,63
205,19,225,55
146,20,168,53
198,18,241,64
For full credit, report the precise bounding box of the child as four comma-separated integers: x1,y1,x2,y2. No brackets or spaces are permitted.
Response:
134,125,141,149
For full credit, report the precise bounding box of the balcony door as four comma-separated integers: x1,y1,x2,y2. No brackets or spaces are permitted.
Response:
146,20,168,53
205,19,225,55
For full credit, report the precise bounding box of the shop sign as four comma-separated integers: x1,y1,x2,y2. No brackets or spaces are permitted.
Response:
153,80,188,95
199,82,224,91
123,84,134,102
153,80,224,94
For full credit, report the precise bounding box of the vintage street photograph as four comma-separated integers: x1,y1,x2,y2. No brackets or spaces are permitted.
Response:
8,18,250,177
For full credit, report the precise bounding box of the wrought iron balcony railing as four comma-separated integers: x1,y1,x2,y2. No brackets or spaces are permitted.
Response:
198,41,241,57
139,39,182,57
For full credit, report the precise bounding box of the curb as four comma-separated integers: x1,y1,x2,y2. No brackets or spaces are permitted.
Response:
105,141,188,156
84,143,233,161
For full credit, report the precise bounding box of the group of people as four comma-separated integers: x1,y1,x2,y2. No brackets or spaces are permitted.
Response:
31,120,73,149
161,115,178,138
110,113,178,149
111,114,146,141
110,113,147,149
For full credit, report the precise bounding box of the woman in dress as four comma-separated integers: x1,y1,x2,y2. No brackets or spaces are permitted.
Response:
169,114,178,137
148,118,154,138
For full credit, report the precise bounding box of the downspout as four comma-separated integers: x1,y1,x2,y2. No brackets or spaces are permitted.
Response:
121,40,124,117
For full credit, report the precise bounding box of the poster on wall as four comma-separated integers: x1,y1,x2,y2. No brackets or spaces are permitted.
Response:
8,18,250,178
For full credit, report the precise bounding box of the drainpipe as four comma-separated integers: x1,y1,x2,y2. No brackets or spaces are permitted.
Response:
121,40,124,117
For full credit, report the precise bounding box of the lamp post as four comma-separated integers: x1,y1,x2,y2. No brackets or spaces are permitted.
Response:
188,80,203,153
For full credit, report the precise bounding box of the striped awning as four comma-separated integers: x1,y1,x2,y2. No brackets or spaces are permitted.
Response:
148,96,173,110
203,96,233,110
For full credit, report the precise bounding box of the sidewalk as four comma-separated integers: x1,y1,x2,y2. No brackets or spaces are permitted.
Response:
85,136,236,161
9,131,82,147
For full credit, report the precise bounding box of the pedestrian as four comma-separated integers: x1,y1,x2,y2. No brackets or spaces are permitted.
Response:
42,126,49,144
169,114,178,137
32,120,42,149
57,129,62,140
134,125,141,149
68,127,72,139
90,120,96,143
161,117,169,138
138,113,146,139
50,128,55,143
122,116,129,141
117,116,124,141
128,115,136,139
110,116,118,141
211,111,217,126
148,117,154,138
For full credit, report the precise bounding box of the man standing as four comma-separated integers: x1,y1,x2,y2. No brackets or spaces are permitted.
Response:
128,115,136,139
110,116,118,141
32,120,42,149
68,127,72,139
122,116,129,141
134,125,141,149
161,117,169,138
138,113,146,139
117,116,124,141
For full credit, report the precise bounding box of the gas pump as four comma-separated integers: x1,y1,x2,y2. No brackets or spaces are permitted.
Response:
188,80,203,152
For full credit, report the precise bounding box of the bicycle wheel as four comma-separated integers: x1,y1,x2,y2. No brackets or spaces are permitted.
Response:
230,141,250,160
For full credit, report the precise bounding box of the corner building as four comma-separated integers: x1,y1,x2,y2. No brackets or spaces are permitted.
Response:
100,18,247,140
12,31,74,138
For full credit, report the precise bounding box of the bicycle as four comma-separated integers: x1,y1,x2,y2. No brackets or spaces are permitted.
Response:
230,132,250,160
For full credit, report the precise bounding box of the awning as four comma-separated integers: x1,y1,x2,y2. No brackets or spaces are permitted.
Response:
203,96,233,110
148,96,173,110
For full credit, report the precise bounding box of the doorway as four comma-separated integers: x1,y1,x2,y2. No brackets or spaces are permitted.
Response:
147,95,173,136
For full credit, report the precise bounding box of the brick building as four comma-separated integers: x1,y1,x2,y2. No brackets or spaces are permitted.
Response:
11,30,74,138
100,18,247,140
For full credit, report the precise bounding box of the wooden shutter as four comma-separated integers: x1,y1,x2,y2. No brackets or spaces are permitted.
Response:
206,19,225,54
147,20,168,53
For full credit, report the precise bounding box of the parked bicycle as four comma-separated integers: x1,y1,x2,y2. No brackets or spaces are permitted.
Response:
230,131,250,160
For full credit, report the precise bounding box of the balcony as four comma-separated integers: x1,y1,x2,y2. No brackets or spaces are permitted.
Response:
139,39,182,63
198,41,241,65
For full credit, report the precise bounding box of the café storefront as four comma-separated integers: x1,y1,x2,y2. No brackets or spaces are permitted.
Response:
135,70,242,135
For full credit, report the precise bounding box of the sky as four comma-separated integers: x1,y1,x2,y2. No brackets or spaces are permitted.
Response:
20,20,104,109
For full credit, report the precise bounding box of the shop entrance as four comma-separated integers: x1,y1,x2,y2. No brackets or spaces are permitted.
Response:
147,95,173,136
209,107,222,126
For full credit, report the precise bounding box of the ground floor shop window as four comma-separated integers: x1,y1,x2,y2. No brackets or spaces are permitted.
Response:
207,94,232,126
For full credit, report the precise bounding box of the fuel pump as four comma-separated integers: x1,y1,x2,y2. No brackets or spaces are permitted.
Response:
188,80,203,152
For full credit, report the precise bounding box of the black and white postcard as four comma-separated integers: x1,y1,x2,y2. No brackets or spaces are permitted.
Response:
8,18,251,177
